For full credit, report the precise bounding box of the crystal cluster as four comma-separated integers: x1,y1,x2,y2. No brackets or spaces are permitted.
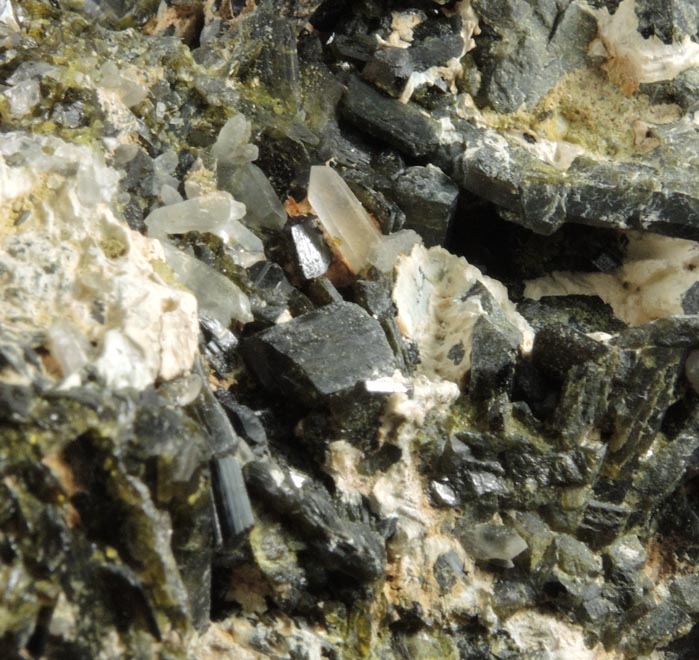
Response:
3,0,699,659
0,131,199,390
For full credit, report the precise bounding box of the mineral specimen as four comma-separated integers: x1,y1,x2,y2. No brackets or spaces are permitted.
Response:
241,301,396,406
5,0,699,657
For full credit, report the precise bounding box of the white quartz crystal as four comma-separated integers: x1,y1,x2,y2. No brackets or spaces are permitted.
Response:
3,79,40,117
393,244,533,383
99,61,149,108
368,229,422,273
308,165,382,274
0,131,199,390
47,321,92,383
211,114,259,166
0,0,20,35
524,232,699,325
226,163,287,231
161,243,253,326
144,191,260,251
589,0,699,89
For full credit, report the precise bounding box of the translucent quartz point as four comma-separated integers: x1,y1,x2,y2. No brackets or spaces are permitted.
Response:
211,114,258,166
99,61,149,108
308,165,381,274
368,229,422,273
4,79,40,117
225,163,286,231
162,243,253,326
145,191,263,255
461,523,528,563
47,320,91,378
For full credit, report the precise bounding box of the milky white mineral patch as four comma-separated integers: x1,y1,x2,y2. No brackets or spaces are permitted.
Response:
368,228,422,272
393,244,533,383
524,232,699,325
99,61,149,108
0,131,199,390
512,133,589,171
589,0,699,90
504,610,617,660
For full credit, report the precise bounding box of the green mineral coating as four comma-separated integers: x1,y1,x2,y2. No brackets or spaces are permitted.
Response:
249,511,305,585
396,630,459,660
484,69,682,160
0,385,214,658
346,604,376,659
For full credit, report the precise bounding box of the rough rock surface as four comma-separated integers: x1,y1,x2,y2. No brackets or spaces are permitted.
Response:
3,0,699,659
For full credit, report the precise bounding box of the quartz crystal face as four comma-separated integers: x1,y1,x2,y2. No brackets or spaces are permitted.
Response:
3,0,699,658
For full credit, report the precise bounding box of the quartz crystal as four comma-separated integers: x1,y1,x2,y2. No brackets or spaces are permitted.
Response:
308,165,382,274
460,523,528,564
145,191,265,267
161,243,253,326
211,114,259,167
222,163,287,231
6,2,699,658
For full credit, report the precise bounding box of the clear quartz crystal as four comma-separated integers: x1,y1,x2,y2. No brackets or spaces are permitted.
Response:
308,165,381,274
145,191,263,258
212,114,259,166
47,320,91,378
161,243,253,326
225,163,286,231
4,79,39,117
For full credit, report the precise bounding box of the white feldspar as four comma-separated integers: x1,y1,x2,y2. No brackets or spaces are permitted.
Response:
524,231,699,325
376,10,425,48
334,374,499,626
308,165,382,274
399,0,480,103
504,610,618,660
589,0,699,88
0,131,199,390
393,244,533,383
